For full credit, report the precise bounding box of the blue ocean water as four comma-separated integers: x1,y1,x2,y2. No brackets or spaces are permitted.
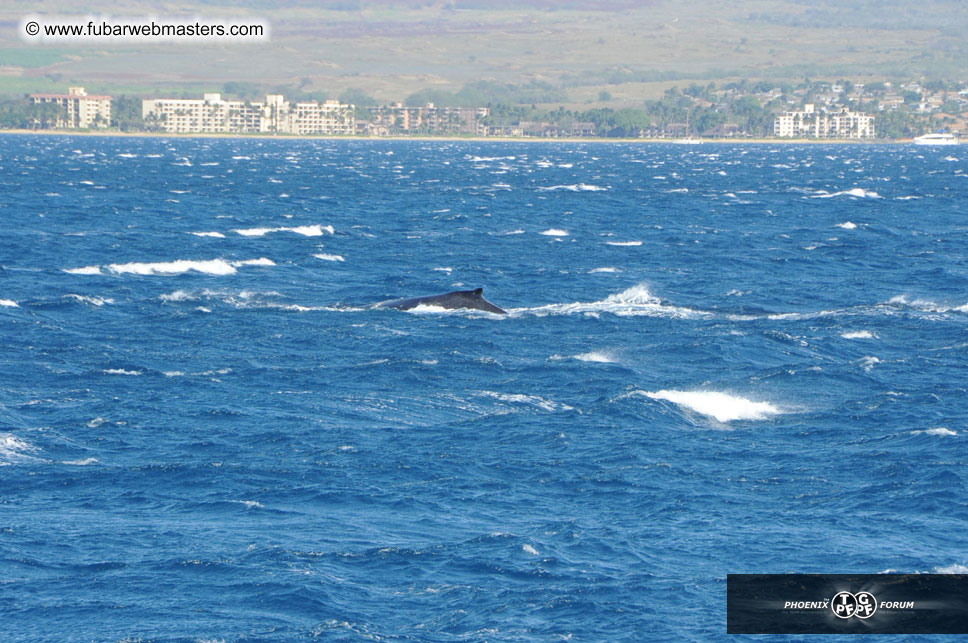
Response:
1,135,966,640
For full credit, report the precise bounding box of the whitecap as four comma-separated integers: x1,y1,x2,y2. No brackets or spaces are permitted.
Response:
469,155,515,162
537,183,607,192
911,428,957,437
0,434,40,465
290,225,327,236
232,258,275,268
573,351,616,363
232,500,264,509
66,294,113,306
107,259,239,276
811,188,881,199
540,229,569,237
160,290,195,302
233,227,274,237
605,241,643,246
0,299,18,307
479,391,573,412
522,544,540,556
841,330,876,339
314,253,345,262
190,231,226,238
102,369,141,376
64,266,103,275
589,267,621,273
934,564,968,573
524,284,706,319
836,222,858,230
62,458,99,466
636,390,783,423
860,356,880,372
233,225,332,237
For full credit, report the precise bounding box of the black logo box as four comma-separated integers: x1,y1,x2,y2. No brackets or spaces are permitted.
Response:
727,574,968,634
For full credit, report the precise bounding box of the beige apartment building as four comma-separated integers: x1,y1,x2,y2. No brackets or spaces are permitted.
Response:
774,104,875,138
142,93,354,135
28,87,112,128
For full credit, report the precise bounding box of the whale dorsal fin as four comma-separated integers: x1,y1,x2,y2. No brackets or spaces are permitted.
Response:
471,288,484,297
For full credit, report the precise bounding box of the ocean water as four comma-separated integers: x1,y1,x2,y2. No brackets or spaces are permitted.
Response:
1,135,966,640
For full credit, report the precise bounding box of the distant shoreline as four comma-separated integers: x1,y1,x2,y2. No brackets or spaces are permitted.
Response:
0,128,913,144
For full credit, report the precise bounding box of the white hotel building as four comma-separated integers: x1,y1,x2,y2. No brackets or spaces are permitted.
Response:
142,93,355,135
774,104,875,139
29,87,112,128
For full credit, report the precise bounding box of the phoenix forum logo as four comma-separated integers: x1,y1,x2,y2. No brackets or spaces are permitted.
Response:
831,591,878,619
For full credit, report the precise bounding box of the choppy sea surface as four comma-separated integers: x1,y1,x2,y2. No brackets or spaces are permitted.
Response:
1,135,966,640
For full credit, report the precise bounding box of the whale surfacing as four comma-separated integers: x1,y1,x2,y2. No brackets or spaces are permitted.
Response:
376,288,507,315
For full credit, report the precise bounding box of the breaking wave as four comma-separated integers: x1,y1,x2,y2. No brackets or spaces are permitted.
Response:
634,390,785,423
67,258,275,276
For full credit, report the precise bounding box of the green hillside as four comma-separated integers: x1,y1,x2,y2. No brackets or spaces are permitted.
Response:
1,0,965,103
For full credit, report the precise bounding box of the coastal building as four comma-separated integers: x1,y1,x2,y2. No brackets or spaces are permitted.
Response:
142,93,354,135
774,104,875,138
365,104,489,136
28,87,112,128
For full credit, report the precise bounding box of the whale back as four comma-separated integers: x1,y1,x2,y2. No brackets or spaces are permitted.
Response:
377,288,507,314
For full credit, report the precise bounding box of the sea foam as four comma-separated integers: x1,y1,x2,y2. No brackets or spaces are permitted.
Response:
525,284,707,319
637,390,784,422
69,258,275,276
0,433,39,465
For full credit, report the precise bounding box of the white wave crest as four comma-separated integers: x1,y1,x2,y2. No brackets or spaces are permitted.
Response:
572,352,617,363
911,428,958,437
468,155,515,162
888,295,967,314
232,258,275,268
479,391,573,412
837,221,858,230
935,564,968,573
812,188,881,199
637,390,784,423
190,231,226,238
540,229,570,236
160,290,195,302
537,183,608,192
0,299,18,307
64,266,103,275
605,241,643,246
234,227,274,237
109,260,233,275
63,457,99,466
0,433,40,465
102,369,141,376
66,294,113,306
841,330,876,339
314,253,345,262
524,284,707,319
233,225,333,237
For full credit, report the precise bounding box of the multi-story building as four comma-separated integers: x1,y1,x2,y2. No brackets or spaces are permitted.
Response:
142,93,354,135
28,87,112,128
284,99,355,135
366,104,489,136
774,104,875,138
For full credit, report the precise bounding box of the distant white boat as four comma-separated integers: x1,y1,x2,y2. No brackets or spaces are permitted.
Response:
675,109,703,144
914,132,960,146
